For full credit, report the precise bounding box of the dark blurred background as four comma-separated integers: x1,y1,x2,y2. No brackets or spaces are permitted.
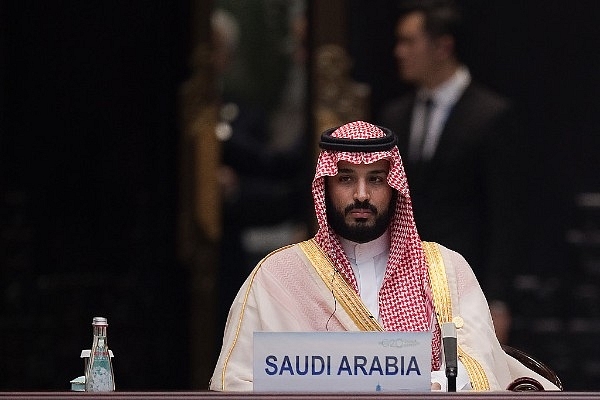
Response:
1,0,599,392
0,0,191,390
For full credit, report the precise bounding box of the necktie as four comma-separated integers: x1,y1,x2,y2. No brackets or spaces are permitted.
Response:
410,97,434,162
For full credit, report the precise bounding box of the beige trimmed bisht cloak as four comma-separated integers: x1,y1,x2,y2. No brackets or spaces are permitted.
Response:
209,240,558,392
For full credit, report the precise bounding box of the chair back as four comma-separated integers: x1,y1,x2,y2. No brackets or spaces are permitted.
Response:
502,344,563,391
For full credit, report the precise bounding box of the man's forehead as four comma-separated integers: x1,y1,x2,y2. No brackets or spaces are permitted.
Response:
398,11,426,33
336,159,390,172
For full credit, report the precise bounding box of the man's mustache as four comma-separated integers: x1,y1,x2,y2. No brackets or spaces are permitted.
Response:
344,200,378,216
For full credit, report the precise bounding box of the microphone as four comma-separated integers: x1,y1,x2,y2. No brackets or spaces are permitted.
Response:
442,322,458,392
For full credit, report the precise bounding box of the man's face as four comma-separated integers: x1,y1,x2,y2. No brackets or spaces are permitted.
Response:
394,11,439,85
325,159,396,243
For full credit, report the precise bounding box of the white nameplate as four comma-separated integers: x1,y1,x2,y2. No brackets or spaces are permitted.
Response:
253,331,431,392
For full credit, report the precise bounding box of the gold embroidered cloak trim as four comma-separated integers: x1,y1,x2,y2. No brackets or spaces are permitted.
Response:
298,239,383,332
422,241,490,391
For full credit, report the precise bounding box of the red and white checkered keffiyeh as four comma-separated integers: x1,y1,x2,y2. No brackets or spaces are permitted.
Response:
313,120,441,369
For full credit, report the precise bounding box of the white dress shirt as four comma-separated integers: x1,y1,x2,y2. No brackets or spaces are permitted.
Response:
410,66,471,161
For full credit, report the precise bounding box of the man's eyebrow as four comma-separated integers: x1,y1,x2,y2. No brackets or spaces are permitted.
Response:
369,169,389,175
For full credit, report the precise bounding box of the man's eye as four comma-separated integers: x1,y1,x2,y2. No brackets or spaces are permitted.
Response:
371,176,386,183
339,176,352,183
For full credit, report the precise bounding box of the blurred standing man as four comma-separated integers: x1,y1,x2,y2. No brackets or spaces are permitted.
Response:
378,0,524,343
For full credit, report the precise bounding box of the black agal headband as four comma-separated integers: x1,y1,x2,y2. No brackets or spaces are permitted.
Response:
318,125,398,152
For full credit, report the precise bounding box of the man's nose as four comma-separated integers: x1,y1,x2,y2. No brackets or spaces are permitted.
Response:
354,180,370,202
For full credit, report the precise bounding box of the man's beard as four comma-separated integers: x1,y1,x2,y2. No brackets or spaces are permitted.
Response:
326,191,398,244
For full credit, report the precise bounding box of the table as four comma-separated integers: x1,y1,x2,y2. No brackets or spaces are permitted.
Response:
0,393,599,400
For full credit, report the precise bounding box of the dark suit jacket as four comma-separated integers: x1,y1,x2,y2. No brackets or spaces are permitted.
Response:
378,82,525,304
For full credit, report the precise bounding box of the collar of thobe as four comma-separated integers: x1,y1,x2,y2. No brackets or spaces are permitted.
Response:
417,65,471,108
338,231,390,263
